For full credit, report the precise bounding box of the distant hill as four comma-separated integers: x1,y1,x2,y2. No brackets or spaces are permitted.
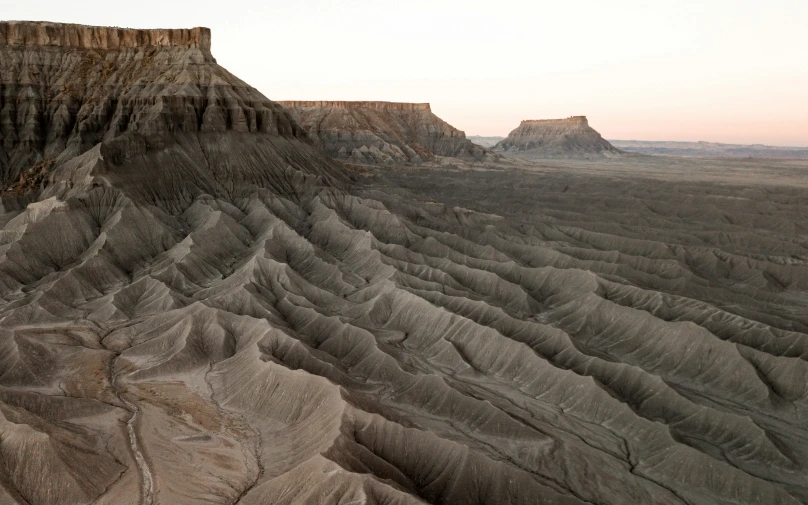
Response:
468,135,505,148
610,140,808,159
494,116,621,158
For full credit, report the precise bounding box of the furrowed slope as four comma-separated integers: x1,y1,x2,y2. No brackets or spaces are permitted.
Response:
0,21,806,505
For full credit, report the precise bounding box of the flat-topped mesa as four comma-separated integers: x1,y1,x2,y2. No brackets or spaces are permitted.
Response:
521,116,588,126
0,21,211,50
0,21,342,202
494,115,620,158
280,100,490,165
279,101,431,112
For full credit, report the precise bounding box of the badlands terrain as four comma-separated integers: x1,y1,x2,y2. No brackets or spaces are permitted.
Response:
1,21,808,505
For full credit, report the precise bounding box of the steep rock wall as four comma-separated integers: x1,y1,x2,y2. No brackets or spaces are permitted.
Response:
0,21,330,194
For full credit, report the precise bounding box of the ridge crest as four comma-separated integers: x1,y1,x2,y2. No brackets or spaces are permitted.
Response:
0,21,211,50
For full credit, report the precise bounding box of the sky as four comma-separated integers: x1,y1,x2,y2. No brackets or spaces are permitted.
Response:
6,0,808,145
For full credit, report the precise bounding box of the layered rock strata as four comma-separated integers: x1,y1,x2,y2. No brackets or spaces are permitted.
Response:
0,21,807,505
495,116,621,157
0,21,211,49
278,100,490,165
0,21,339,201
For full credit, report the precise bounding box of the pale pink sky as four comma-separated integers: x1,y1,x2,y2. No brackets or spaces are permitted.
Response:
7,0,808,145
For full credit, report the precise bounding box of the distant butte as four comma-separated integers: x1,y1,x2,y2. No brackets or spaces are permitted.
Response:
495,116,621,158
278,100,492,165
0,21,211,49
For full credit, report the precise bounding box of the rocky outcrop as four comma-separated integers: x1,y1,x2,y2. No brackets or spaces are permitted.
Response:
0,21,338,202
278,100,490,165
0,21,211,49
495,116,621,157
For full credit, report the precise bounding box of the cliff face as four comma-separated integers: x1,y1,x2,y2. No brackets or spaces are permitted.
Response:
0,21,211,49
495,116,620,157
0,21,336,201
278,100,489,165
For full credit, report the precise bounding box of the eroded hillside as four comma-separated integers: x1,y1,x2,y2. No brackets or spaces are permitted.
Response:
0,21,807,505
495,116,621,158
278,100,490,165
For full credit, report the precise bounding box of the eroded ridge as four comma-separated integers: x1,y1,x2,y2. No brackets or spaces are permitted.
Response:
0,21,210,50
279,100,490,165
0,157,807,504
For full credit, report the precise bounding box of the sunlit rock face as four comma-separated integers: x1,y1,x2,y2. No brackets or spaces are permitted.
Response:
1,21,807,505
278,100,491,165
495,116,622,158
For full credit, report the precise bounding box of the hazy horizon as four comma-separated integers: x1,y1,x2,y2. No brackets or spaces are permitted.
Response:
5,0,807,146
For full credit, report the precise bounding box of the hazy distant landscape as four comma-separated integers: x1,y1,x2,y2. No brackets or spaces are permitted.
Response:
470,137,808,159
611,139,808,159
467,135,505,148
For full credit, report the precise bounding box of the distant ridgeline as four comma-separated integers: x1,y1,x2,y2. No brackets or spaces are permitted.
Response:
610,140,808,159
494,116,621,158
278,100,491,165
521,116,589,125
